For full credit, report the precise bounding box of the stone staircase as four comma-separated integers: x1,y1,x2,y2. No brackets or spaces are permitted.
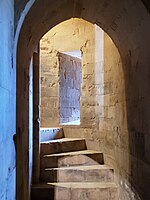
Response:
31,134,118,200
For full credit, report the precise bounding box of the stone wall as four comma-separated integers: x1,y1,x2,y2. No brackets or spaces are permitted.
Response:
40,18,103,127
0,0,16,199
40,49,59,126
59,53,82,124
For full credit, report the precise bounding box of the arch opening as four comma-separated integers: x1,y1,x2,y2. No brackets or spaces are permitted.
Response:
15,1,150,200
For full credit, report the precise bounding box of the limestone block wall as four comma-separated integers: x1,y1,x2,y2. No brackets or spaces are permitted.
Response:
40,18,103,127
0,1,16,199
40,49,59,126
101,35,129,199
63,32,126,149
59,53,82,124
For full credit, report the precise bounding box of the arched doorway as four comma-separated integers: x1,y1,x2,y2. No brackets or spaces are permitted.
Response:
15,0,150,200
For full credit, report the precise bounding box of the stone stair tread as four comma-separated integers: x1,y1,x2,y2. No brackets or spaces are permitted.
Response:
47,182,117,189
41,138,85,144
41,164,114,183
41,150,104,168
45,164,113,171
40,137,87,155
44,150,102,157
32,182,117,189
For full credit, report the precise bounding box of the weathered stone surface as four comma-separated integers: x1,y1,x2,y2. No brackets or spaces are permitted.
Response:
31,183,118,200
59,53,82,124
41,150,104,169
41,138,87,155
37,136,117,199
53,183,118,200
40,19,103,127
41,165,114,183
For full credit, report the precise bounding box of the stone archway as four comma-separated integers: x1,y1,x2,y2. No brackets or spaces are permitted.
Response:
15,0,150,200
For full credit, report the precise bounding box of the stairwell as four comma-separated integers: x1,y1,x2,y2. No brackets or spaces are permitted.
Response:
31,128,118,200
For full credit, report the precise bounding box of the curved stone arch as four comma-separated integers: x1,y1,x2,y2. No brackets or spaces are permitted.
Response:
15,0,150,200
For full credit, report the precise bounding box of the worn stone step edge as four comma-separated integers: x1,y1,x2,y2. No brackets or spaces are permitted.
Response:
31,182,118,200
32,182,117,189
43,150,103,158
41,138,86,144
41,150,104,168
40,138,87,155
44,164,113,170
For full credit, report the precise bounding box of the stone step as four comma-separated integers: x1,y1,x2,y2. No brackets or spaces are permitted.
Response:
41,150,104,169
40,138,87,155
41,165,114,183
40,128,64,142
31,183,118,200
53,182,118,200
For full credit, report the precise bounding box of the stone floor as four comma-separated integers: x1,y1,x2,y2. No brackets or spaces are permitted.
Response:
31,131,118,200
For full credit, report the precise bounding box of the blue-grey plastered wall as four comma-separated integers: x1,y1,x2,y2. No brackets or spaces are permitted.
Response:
0,0,16,199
